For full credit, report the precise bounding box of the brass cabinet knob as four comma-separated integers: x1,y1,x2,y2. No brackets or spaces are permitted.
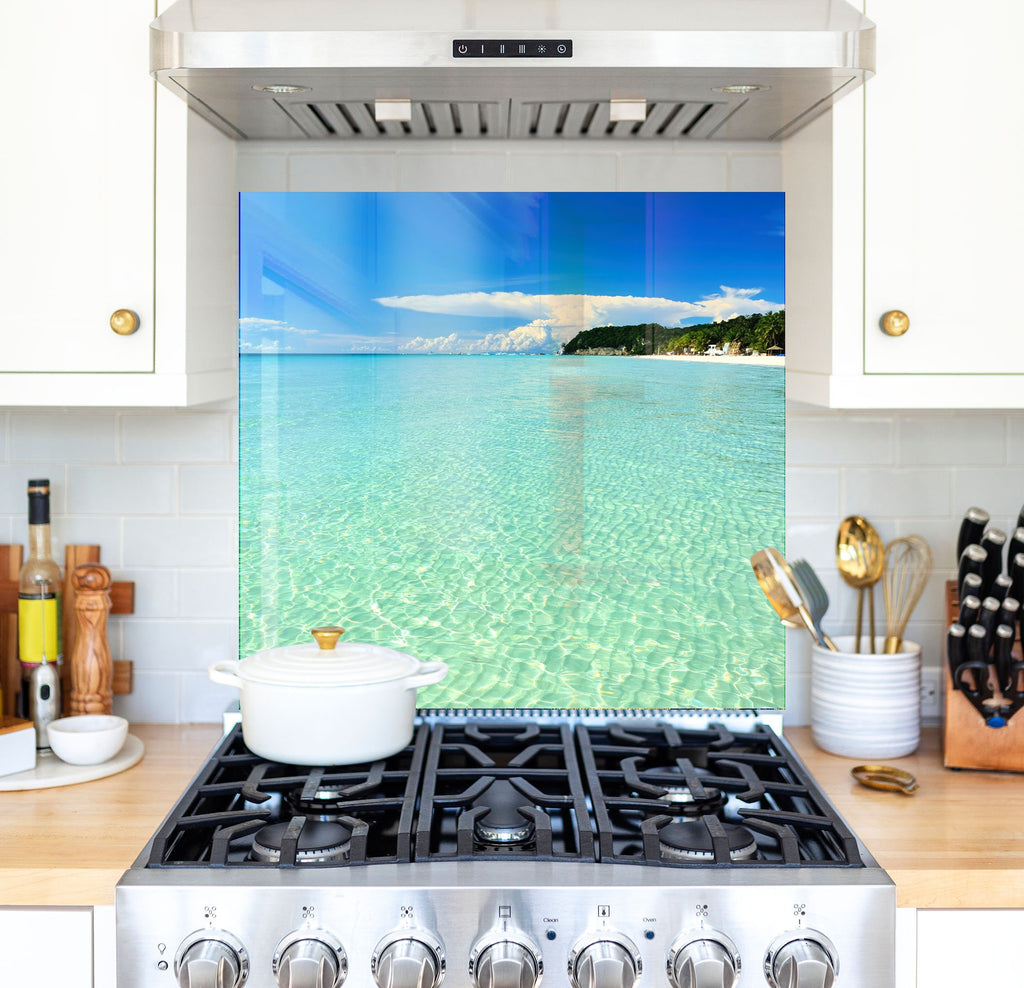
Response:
109,308,140,336
880,310,910,337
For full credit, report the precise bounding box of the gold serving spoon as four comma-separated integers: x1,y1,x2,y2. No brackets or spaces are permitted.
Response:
751,549,838,650
836,516,886,653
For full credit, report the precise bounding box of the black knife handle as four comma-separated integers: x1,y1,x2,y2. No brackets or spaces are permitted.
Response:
955,660,993,700
958,593,982,629
947,623,967,689
995,624,1016,695
1017,504,1024,535
965,624,993,698
980,529,1007,588
998,596,1020,633
958,507,990,562
958,545,988,599
978,596,1002,648
990,573,1014,603
1011,553,1024,605
1009,527,1024,570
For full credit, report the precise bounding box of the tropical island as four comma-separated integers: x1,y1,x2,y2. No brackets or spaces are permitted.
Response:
561,310,785,356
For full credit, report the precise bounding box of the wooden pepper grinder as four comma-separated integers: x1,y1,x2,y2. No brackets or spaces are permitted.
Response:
69,564,113,715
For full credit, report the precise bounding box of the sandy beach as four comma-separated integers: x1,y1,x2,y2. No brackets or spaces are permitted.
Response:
635,352,785,366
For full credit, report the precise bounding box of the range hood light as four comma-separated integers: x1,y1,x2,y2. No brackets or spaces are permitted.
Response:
609,99,648,122
374,99,413,122
252,84,311,94
712,84,772,95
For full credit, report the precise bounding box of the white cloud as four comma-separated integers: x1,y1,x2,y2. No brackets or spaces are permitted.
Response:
380,287,781,354
239,318,317,337
239,340,295,353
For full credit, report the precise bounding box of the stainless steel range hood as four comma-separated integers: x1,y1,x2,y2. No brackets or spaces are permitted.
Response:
151,0,874,142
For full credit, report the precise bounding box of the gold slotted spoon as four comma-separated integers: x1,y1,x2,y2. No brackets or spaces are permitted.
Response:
836,516,885,653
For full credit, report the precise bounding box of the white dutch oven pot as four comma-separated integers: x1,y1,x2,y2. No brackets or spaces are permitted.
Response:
209,626,448,765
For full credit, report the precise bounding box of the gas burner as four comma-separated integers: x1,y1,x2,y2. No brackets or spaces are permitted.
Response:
472,780,536,845
251,820,352,864
656,785,727,818
657,821,758,863
285,785,353,820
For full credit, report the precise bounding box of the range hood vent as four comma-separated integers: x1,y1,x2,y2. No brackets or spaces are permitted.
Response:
152,0,875,142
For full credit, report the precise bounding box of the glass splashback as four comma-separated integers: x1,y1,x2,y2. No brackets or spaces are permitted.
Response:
239,192,785,709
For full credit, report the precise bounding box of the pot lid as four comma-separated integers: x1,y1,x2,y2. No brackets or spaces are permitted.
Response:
239,626,423,687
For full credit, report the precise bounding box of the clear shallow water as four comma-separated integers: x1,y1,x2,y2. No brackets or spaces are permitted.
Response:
239,354,785,709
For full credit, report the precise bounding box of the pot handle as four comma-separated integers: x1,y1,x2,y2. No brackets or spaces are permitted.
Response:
404,660,449,690
209,660,243,689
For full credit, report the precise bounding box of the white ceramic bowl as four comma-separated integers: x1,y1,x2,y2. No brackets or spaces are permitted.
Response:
47,715,128,765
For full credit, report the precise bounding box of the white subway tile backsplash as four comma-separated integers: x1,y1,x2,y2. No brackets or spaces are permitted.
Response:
117,569,180,619
0,464,66,514
785,468,839,517
122,618,237,672
113,670,181,724
843,468,951,518
68,465,176,515
179,569,238,619
289,153,398,191
397,153,508,190
181,465,238,515
0,412,8,460
120,413,230,463
124,517,236,568
179,671,241,723
41,516,124,568
898,413,1006,466
1007,416,1024,465
950,467,1024,522
786,414,892,466
508,153,617,191
10,412,116,463
618,153,728,192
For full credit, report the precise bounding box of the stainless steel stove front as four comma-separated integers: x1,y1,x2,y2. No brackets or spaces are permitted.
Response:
116,860,895,988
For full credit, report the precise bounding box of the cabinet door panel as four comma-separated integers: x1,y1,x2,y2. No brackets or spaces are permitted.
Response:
0,907,94,988
863,0,1024,376
0,0,154,373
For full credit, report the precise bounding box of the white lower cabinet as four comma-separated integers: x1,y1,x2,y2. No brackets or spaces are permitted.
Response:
916,910,1023,986
0,906,94,987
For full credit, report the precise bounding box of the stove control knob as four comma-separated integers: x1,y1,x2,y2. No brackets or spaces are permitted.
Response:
174,930,249,988
764,931,838,988
568,934,642,988
274,931,347,988
668,932,740,988
470,935,543,988
372,932,446,988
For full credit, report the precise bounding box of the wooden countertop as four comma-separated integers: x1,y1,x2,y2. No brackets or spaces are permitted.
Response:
0,725,1020,909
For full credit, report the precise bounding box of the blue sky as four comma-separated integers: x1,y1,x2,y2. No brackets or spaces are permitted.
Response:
239,192,784,354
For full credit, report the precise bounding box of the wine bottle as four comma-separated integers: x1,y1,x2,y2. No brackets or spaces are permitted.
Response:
18,479,62,718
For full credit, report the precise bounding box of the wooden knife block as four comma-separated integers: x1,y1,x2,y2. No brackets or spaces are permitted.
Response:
943,580,1024,772
0,544,134,718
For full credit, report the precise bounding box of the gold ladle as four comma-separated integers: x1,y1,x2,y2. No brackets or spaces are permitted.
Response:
750,549,838,650
836,516,886,653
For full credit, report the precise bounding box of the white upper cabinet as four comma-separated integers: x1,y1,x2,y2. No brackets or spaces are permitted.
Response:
0,0,236,407
784,0,1024,408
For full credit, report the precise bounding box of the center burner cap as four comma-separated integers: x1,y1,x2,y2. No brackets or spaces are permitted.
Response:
251,819,352,864
472,779,536,845
658,821,757,863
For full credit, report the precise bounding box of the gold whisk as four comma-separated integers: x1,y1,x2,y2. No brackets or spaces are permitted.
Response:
882,535,933,654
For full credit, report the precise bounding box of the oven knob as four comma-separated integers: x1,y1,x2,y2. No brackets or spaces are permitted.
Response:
470,936,543,988
274,932,347,988
568,935,642,988
174,930,249,988
372,932,446,988
668,932,740,988
764,931,838,988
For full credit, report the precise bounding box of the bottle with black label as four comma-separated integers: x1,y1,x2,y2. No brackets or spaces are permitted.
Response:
18,479,62,725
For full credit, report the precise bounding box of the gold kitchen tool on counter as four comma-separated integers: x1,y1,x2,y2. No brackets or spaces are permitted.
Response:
882,535,933,653
851,764,919,795
836,516,885,653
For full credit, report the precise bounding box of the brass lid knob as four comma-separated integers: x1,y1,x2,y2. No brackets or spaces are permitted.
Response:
110,309,140,336
311,626,345,650
880,310,910,337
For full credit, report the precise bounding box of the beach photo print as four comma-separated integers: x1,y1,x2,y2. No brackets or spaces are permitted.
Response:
239,192,786,710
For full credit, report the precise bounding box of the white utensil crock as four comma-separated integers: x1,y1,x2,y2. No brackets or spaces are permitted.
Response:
209,627,448,765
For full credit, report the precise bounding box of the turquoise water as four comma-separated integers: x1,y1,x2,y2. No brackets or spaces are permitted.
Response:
239,354,785,709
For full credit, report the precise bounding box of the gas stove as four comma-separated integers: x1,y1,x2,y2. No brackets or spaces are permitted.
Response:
116,712,895,988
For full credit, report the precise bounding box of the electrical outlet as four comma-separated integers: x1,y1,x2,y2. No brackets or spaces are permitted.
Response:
920,667,942,720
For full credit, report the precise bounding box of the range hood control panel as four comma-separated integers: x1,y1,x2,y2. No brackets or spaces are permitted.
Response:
452,40,573,58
